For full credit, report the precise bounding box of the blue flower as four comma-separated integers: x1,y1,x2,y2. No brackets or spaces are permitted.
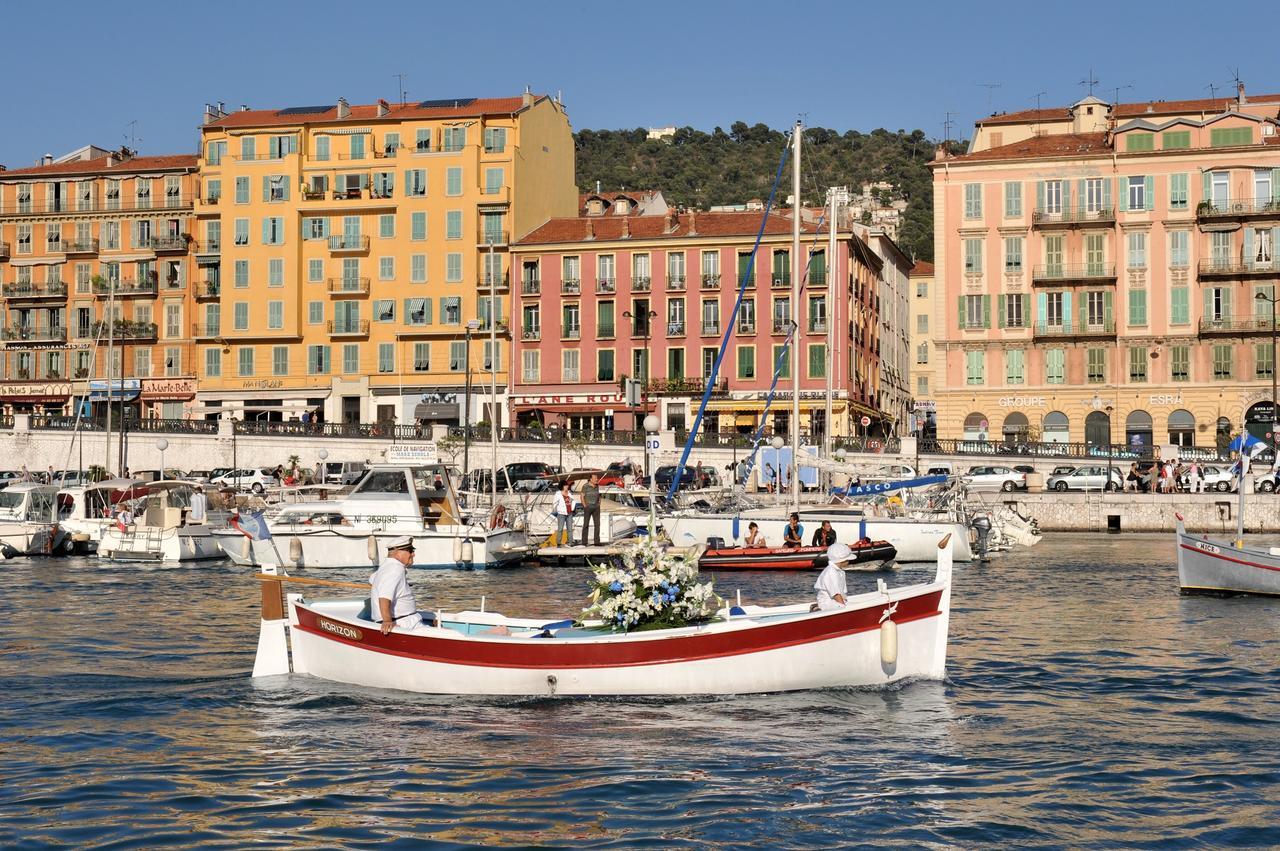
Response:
610,581,623,592
670,585,680,595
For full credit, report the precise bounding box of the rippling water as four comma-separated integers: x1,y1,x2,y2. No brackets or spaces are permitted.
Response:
2,534,1279,848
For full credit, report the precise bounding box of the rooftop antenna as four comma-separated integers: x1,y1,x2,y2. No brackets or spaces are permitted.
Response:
976,82,1002,113
123,119,142,150
1228,67,1244,102
1108,83,1132,105
943,111,958,145
393,72,407,106
1078,68,1099,96
1205,81,1221,100
1031,91,1047,136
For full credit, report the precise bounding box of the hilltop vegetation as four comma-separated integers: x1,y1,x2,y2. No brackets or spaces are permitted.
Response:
574,122,966,262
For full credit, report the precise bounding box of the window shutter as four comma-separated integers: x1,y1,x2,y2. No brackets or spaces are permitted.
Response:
1104,291,1113,325
1036,292,1047,327
1079,296,1087,329
1062,292,1073,331
1222,288,1232,318
1035,181,1045,212
1272,228,1280,264
261,175,269,202
404,170,412,196
1076,179,1085,210
1144,175,1154,210
1272,169,1280,203
982,294,991,328
1102,177,1111,210
261,219,270,244
359,173,369,189
1204,287,1214,322
1022,294,1030,324
957,296,965,329
997,294,1006,328
424,298,434,324
1062,180,1071,213
280,180,289,202
1202,172,1212,203
336,174,346,193
1244,228,1255,265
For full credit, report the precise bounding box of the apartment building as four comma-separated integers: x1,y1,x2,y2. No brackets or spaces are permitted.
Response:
932,85,1280,450
909,260,935,436
509,209,890,438
0,148,199,417
192,92,575,425
866,228,914,435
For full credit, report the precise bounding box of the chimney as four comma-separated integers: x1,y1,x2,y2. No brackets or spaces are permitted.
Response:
621,217,631,239
665,209,679,234
336,97,350,119
217,101,225,115
1237,81,1247,105
933,142,950,161
42,153,53,166
585,219,595,241
687,209,698,236
240,104,249,112
377,98,390,117
523,86,534,108
106,153,116,167
595,180,601,194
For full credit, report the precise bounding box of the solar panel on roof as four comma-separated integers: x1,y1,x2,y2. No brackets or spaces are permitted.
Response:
276,105,335,116
418,97,476,109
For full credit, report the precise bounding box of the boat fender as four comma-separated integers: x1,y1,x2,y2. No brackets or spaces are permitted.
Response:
452,537,462,562
459,538,474,564
241,537,252,560
367,536,378,562
289,537,303,564
879,602,899,667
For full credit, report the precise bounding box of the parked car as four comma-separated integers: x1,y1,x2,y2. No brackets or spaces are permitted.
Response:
925,464,954,477
130,469,187,482
320,461,367,486
1012,465,1036,474
962,465,1028,492
1046,465,1124,492
1256,468,1280,493
0,471,22,489
209,467,280,493
182,470,215,483
1050,465,1078,477
51,470,92,486
599,461,638,487
1180,464,1238,493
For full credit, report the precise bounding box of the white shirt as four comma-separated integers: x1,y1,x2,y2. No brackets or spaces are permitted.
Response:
814,562,848,611
188,492,208,523
552,491,573,516
370,557,423,630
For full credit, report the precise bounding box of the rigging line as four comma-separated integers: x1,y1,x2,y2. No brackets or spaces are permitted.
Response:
58,315,112,480
666,135,792,500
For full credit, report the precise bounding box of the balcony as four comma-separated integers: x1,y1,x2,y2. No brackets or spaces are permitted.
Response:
328,234,370,253
667,320,686,336
3,281,67,300
479,186,511,205
1199,316,1278,336
666,275,686,292
1031,206,1117,227
478,272,509,291
1,324,65,343
195,241,221,257
562,326,581,341
91,320,156,341
520,278,541,295
195,281,221,300
65,239,99,255
203,193,222,205
561,278,582,295
700,320,721,336
771,276,791,289
301,187,327,201
1031,263,1118,285
521,326,541,341
147,235,188,253
1197,197,1280,221
327,320,370,337
632,276,651,292
192,324,222,340
701,274,721,290
597,322,616,339
1032,320,1116,340
809,272,826,286
479,228,510,246
0,196,193,218
1198,259,1279,278
808,318,828,333
327,277,370,296
94,277,158,297
772,320,793,334
596,278,617,294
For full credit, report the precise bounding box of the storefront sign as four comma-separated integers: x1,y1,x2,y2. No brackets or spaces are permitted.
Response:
512,393,625,406
386,444,438,465
0,381,76,398
141,378,195,399
913,400,936,413
242,379,284,389
997,396,1046,408
1149,394,1183,406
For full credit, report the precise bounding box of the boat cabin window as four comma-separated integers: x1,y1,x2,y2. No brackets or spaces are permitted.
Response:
353,471,411,494
0,491,25,517
410,465,460,525
26,491,54,523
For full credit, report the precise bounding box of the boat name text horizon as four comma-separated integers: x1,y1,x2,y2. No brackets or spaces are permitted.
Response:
317,618,363,641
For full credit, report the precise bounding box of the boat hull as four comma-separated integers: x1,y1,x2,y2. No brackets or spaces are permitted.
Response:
699,542,897,571
215,527,529,569
1175,521,1280,597
284,581,949,696
98,526,225,562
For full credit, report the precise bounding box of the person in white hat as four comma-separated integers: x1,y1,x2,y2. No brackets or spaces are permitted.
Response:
813,543,852,611
370,536,424,634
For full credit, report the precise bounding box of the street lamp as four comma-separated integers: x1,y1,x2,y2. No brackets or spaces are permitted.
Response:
623,307,659,478
317,448,328,485
462,318,481,481
644,413,660,540
1256,290,1278,454
155,438,168,480
771,434,785,507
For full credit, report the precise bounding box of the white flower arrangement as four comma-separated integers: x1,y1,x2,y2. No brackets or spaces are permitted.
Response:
580,537,721,632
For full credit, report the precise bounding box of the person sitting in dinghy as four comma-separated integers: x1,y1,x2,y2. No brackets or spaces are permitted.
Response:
812,543,852,611
811,520,836,547
783,513,804,548
371,536,427,635
743,522,764,547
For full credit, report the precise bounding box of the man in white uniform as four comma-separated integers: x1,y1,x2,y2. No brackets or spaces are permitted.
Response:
188,484,209,524
370,536,424,634
813,543,852,611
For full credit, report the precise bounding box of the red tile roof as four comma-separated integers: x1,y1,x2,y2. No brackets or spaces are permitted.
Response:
979,93,1280,126
204,96,536,130
517,211,821,245
0,153,197,178
940,132,1111,164
910,260,934,277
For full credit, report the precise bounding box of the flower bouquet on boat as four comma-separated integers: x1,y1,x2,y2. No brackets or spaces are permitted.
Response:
252,531,956,696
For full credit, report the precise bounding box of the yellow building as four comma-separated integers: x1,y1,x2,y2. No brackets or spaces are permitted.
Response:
194,92,575,425
0,147,200,418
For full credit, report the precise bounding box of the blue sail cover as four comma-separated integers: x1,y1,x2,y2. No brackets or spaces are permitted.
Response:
830,475,949,497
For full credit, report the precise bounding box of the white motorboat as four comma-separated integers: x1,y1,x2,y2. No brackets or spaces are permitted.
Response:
97,481,225,562
0,484,67,554
214,463,531,569
55,479,152,554
251,536,955,696
660,509,973,562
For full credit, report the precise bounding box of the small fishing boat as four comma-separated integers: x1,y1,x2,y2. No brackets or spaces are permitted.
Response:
97,481,224,562
1174,514,1280,597
698,540,897,571
250,536,954,696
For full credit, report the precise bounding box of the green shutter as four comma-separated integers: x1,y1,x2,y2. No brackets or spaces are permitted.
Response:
1272,169,1280,203
996,294,1006,328
1104,291,1113,326
1204,287,1214,322
1079,296,1087,329
1035,181,1045,212
1062,292,1073,331
261,219,269,244
1245,228,1255,267
1144,175,1154,210
1036,292,1047,326
1223,288,1232,319
1062,180,1071,213
982,295,991,328
1102,177,1111,210
957,296,965,329
1202,172,1212,203
261,175,269,202
1022,293,1030,325
1076,179,1086,212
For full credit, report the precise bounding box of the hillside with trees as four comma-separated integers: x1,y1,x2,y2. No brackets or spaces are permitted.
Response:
573,123,966,262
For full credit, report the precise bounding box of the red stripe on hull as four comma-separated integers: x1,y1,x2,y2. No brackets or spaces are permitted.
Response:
292,588,944,670
1179,542,1280,573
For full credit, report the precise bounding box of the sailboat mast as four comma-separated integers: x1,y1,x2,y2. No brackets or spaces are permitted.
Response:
790,121,802,513
104,280,115,474
825,187,836,470
490,242,498,509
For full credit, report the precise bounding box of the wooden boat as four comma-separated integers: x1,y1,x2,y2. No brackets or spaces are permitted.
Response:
251,537,955,696
698,540,897,571
1175,514,1280,597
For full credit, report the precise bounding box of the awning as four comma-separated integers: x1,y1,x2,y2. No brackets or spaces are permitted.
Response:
88,389,140,401
7,258,64,267
413,402,459,419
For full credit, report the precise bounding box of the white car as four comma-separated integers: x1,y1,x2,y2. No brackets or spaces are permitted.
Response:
209,467,279,494
1046,465,1123,492
1187,465,1238,493
962,465,1027,492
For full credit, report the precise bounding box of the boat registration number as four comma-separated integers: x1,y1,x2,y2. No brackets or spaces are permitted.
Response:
1193,541,1220,555
350,515,398,526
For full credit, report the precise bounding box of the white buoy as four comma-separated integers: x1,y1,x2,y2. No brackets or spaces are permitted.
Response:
241,537,251,560
459,538,474,564
880,617,898,666
289,537,302,565
367,536,378,562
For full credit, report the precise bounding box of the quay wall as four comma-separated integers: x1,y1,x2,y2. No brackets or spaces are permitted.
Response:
985,492,1279,534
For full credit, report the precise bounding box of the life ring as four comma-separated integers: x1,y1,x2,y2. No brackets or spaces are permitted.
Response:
490,504,508,530
887,495,903,509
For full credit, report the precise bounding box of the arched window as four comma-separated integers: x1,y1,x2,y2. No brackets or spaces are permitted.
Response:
1125,410,1153,452
1085,410,1111,447
1043,411,1069,443
1001,412,1029,441
1246,402,1275,444
963,412,989,441
1168,409,1195,447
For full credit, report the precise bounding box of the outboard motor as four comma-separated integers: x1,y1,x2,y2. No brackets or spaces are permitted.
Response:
970,514,993,558
706,536,725,550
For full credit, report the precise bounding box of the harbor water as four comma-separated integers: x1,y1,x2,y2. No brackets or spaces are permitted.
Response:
2,534,1278,847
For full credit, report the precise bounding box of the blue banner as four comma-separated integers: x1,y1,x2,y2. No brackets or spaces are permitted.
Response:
830,475,949,497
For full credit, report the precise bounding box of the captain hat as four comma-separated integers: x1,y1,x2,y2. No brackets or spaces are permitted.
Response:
387,535,415,551
826,542,854,566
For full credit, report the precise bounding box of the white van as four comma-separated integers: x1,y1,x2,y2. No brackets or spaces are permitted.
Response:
322,461,367,485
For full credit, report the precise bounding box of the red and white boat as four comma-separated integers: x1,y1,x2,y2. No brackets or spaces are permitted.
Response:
698,540,897,571
251,536,954,696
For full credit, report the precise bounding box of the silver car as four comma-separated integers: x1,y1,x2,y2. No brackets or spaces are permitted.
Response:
962,465,1027,492
1046,465,1123,492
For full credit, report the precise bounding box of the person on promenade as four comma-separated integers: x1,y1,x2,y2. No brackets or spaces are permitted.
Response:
580,473,602,547
371,536,425,635
19,465,30,482
783,513,804,548
1125,463,1140,493
811,520,837,547
812,543,852,611
551,481,574,547
188,484,208,524
1188,461,1202,494
743,522,764,547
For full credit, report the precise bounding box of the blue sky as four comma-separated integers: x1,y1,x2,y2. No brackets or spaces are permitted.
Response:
1,0,1274,167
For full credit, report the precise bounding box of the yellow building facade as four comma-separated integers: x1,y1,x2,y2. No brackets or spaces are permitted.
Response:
194,93,575,425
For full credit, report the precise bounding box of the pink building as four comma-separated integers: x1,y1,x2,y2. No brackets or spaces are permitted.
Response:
509,209,889,438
